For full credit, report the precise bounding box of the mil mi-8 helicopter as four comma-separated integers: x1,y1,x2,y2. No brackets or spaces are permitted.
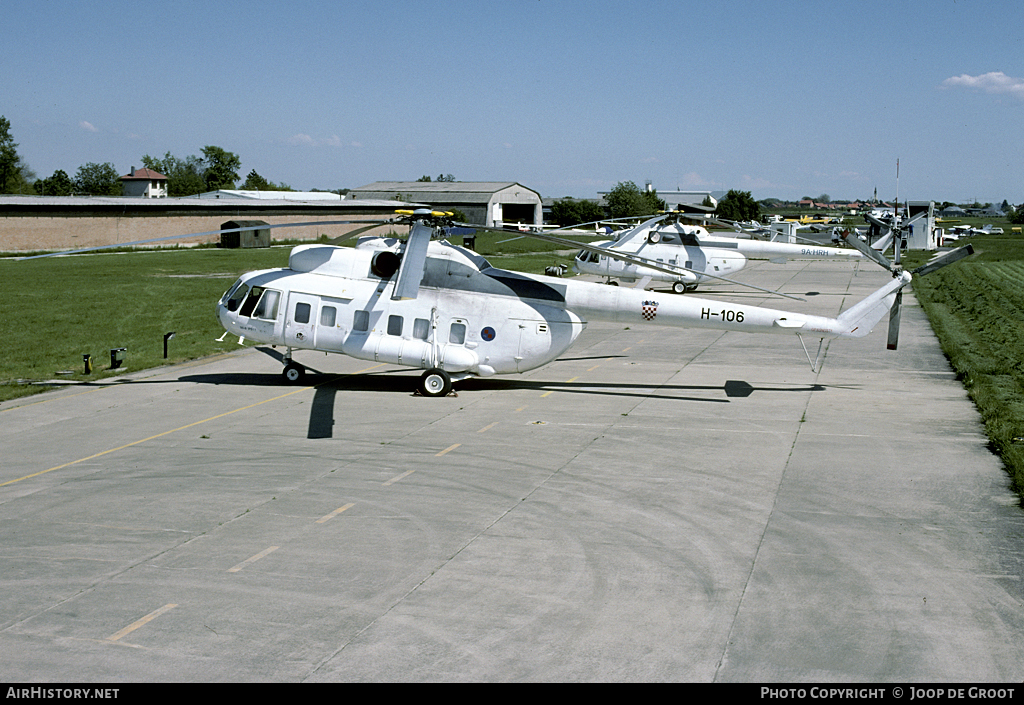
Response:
24,209,972,396
572,213,867,293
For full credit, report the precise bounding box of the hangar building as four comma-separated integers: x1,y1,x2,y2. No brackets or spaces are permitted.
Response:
348,182,543,227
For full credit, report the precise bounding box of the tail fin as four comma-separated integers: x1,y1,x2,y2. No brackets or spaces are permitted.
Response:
835,273,910,338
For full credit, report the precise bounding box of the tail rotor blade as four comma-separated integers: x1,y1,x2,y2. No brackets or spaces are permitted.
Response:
887,290,902,350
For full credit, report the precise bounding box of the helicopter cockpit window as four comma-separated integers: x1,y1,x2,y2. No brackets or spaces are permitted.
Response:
251,289,280,320
449,322,466,345
239,286,269,317
224,283,249,312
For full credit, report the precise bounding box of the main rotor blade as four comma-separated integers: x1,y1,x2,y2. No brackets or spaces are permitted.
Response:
391,221,432,300
17,219,392,260
326,220,400,245
840,230,893,272
911,243,975,276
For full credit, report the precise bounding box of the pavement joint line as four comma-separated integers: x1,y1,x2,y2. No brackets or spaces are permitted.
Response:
105,603,177,642
1,380,332,488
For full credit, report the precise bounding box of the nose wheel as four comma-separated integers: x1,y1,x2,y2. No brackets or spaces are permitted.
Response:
419,368,452,397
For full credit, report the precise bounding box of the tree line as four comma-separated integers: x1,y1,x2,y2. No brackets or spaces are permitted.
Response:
549,182,761,226
0,115,294,197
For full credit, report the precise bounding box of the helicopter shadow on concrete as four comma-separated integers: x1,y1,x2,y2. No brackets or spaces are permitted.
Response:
175,348,828,439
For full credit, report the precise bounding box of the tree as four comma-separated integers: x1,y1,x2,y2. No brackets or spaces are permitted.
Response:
715,189,760,221
241,169,270,190
239,169,292,191
605,181,665,219
73,162,121,196
34,169,74,196
416,175,432,182
201,145,240,191
0,116,34,193
550,197,605,227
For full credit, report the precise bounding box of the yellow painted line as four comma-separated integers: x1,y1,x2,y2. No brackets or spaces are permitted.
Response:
587,365,601,372
106,603,177,642
514,406,526,413
541,377,577,398
228,546,279,573
1,382,330,489
383,469,416,486
621,347,632,352
477,422,498,433
436,443,461,457
316,502,355,524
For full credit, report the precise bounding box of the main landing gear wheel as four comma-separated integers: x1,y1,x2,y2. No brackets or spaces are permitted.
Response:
419,368,452,397
672,281,687,294
283,362,305,383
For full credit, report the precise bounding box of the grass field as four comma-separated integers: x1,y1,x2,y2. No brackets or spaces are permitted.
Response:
903,230,1024,502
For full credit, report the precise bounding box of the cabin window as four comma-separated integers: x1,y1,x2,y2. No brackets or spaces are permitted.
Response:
320,306,337,327
413,318,430,340
449,322,466,345
252,289,280,320
353,310,369,332
294,302,311,324
387,315,403,336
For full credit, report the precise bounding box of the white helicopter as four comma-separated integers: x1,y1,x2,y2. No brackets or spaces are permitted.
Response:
572,213,865,294
24,209,972,396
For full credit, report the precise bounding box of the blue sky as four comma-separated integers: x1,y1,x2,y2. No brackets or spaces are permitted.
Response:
4,0,1021,204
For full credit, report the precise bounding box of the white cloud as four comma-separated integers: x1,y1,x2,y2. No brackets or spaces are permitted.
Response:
79,121,98,132
287,133,358,148
941,71,1024,98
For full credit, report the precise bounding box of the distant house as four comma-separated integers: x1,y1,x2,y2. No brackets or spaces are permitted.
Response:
120,167,168,198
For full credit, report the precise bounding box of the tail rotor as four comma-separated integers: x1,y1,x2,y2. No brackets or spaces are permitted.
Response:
841,230,974,350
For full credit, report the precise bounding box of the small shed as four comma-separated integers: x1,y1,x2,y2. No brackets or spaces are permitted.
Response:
220,220,271,248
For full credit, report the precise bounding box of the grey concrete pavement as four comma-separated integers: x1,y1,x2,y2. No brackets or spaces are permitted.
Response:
1,259,1021,682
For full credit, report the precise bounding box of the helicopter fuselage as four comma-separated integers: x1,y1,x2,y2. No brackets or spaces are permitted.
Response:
216,238,900,383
